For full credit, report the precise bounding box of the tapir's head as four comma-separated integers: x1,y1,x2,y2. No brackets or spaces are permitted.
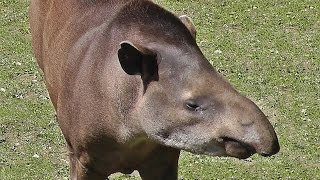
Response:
117,12,279,159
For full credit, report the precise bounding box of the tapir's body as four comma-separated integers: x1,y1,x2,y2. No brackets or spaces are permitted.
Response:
29,0,279,179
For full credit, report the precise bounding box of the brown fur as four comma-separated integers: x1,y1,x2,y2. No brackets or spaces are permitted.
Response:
29,0,279,179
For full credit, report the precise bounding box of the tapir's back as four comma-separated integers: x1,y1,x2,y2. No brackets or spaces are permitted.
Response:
30,0,132,70
29,0,136,108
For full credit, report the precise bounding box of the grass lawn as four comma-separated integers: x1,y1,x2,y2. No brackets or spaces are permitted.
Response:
1,0,319,179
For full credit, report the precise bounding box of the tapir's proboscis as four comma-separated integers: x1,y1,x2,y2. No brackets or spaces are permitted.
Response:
29,0,280,179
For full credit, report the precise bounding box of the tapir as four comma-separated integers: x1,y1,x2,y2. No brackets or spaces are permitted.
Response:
29,0,280,179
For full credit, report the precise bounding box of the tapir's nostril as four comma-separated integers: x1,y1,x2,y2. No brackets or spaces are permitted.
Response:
271,138,280,154
259,138,280,157
240,119,254,126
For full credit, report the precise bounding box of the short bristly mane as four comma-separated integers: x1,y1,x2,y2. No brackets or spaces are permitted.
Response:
112,0,197,45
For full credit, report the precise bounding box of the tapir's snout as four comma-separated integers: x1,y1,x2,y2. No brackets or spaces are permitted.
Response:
259,138,280,157
214,92,280,159
250,117,280,157
215,117,280,159
218,134,279,159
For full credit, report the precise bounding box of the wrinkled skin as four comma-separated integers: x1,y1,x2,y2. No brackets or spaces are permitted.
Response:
29,0,280,179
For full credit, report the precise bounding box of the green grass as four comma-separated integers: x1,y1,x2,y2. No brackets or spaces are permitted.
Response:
1,0,319,179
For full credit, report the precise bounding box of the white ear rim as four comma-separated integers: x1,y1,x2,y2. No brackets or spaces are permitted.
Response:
179,15,196,39
120,41,155,56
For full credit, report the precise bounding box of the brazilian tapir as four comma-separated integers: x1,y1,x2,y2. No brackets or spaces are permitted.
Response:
29,0,280,179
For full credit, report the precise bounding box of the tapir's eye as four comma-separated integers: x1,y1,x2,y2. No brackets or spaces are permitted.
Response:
185,100,202,112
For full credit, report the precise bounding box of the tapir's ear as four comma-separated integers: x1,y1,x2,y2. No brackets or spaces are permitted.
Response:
179,15,196,39
118,41,158,83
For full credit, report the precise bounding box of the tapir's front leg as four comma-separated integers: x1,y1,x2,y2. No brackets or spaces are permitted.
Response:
68,147,109,180
138,146,180,180
69,157,109,180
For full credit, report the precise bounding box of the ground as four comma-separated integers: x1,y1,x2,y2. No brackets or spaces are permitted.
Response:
0,0,319,179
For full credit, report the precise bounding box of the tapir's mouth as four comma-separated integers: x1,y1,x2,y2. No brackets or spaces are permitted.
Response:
221,137,256,159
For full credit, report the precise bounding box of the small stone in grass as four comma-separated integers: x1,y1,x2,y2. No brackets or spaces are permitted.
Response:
214,49,222,54
33,154,40,158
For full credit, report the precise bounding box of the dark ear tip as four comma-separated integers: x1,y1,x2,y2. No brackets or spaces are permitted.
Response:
120,42,126,48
